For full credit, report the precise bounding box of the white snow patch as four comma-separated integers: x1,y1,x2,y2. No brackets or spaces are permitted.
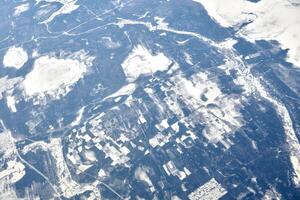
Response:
0,181,18,199
102,143,130,166
22,52,93,99
40,0,79,23
120,146,130,155
188,178,227,200
139,114,147,124
32,49,40,58
171,122,180,132
135,167,154,190
22,141,49,154
83,150,97,162
6,95,17,113
149,132,171,148
121,45,172,82
171,72,243,144
263,187,282,200
98,169,106,177
71,106,85,126
104,83,136,100
3,46,28,69
184,52,193,65
163,161,189,180
0,126,24,185
13,3,30,16
0,160,25,184
0,76,23,100
78,164,92,173
160,119,169,130
194,0,300,67
101,36,121,49
0,130,16,159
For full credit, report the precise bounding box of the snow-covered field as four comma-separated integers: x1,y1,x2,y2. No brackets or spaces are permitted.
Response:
22,52,93,99
121,45,172,82
193,0,300,185
194,0,300,67
39,0,80,24
3,47,28,69
188,178,227,200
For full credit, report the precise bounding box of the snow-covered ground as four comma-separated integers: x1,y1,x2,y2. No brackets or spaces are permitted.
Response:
22,52,93,99
188,178,227,200
121,45,172,82
170,71,243,147
104,83,136,99
3,46,28,69
71,106,85,126
216,36,300,186
39,0,80,24
13,3,30,16
6,95,17,113
0,130,16,159
0,160,25,184
193,0,300,185
22,137,100,198
0,76,23,100
194,0,300,67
